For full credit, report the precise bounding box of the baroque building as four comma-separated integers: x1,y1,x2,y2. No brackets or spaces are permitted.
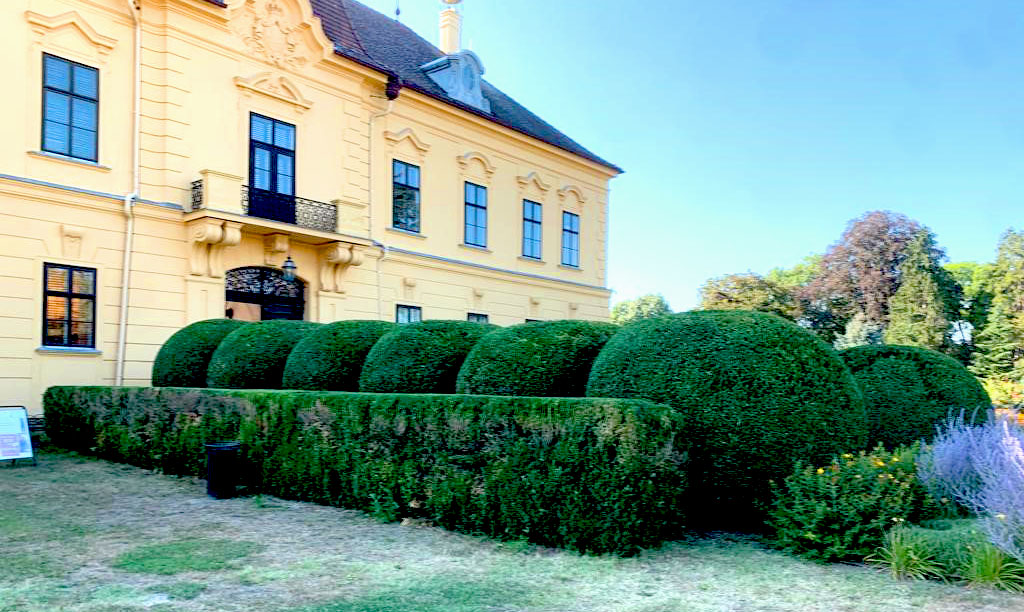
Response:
0,0,621,413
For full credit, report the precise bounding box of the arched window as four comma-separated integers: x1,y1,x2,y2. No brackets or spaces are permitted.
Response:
225,266,305,321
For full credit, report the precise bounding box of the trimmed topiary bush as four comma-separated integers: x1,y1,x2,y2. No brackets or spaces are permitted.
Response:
282,320,396,391
359,320,497,393
840,345,991,448
456,320,618,397
206,320,320,389
44,386,689,554
587,310,868,523
151,319,248,388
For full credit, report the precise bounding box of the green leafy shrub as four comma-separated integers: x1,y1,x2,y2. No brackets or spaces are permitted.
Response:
206,320,320,389
359,320,497,393
840,345,991,448
456,320,618,397
44,386,688,555
281,320,396,391
152,319,248,388
587,310,867,523
870,520,1024,592
769,444,948,562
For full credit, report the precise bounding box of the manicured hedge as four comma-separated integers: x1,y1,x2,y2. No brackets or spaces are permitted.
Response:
359,320,497,393
587,310,868,524
44,386,689,554
456,320,618,397
281,320,396,391
840,345,991,448
151,319,248,388
206,320,320,389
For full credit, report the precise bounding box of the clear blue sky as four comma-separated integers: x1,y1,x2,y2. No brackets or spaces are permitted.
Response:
359,0,1024,309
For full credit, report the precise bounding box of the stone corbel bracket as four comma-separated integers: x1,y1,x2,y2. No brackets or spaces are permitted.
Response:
189,219,241,278
264,233,290,265
320,242,363,293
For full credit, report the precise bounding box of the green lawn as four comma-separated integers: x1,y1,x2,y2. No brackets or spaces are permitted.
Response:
1,452,1022,612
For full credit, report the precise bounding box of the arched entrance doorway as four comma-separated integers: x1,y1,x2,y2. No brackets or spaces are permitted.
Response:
224,266,305,321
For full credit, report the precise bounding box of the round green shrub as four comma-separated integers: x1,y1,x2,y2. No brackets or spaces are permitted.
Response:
456,320,619,397
586,310,868,522
839,345,991,448
152,319,249,388
281,320,397,391
359,320,497,393
206,320,321,389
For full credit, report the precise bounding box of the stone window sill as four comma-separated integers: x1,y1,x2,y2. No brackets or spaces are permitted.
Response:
558,264,582,272
459,243,491,253
35,346,102,356
386,226,427,239
518,256,545,265
28,150,111,172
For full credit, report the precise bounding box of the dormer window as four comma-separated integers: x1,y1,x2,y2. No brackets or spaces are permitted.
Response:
421,51,490,113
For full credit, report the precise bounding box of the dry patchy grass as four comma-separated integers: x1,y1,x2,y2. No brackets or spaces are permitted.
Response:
1,452,1023,612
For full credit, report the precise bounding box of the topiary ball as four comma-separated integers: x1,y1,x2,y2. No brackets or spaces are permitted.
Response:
282,320,397,391
840,345,991,448
206,320,321,389
456,320,619,397
152,319,249,388
359,320,497,393
586,310,867,523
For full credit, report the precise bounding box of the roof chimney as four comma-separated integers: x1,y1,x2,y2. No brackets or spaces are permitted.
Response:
439,0,462,55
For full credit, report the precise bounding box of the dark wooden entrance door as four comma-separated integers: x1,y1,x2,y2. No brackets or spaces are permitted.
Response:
225,266,304,321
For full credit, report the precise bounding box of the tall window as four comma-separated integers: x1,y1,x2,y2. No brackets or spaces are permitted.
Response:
392,160,421,232
43,264,96,348
42,54,98,161
464,182,488,248
396,305,422,324
249,114,296,224
467,313,489,324
561,212,580,267
522,200,542,259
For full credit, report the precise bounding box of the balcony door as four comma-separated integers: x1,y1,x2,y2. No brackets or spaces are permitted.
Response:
249,114,296,225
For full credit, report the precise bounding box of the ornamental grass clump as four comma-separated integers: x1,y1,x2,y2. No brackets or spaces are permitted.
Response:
917,411,1024,564
769,444,948,562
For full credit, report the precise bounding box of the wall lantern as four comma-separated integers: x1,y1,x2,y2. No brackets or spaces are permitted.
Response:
282,256,297,282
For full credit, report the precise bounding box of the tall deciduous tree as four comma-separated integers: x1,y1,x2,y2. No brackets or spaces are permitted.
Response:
610,294,671,325
804,211,926,327
883,230,958,350
698,273,798,319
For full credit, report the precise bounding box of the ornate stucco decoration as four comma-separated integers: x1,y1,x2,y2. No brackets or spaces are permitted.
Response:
25,11,117,60
517,172,552,194
189,219,242,278
558,185,587,204
457,151,496,178
60,225,85,259
421,51,491,112
234,73,313,111
230,0,331,71
384,129,431,156
319,243,363,293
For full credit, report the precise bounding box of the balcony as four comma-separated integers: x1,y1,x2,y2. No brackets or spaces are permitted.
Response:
191,177,337,233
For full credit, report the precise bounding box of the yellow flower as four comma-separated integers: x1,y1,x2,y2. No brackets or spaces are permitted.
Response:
891,456,900,462
842,453,853,459
816,468,825,474
997,513,1007,521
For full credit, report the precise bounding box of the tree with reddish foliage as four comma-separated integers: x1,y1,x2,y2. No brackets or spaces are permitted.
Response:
803,211,930,330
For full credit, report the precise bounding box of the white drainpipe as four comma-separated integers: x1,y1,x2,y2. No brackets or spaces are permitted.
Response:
368,99,394,320
116,0,141,386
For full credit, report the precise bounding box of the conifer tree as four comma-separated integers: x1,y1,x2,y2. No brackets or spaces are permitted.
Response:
970,305,1024,380
883,231,956,350
833,311,884,350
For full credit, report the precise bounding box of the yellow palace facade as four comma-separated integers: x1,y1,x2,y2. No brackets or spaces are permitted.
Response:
0,0,620,413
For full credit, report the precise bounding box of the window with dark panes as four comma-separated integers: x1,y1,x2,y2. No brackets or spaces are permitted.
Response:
467,313,489,324
396,304,422,324
42,54,99,161
43,264,96,348
561,211,580,267
392,160,421,232
249,114,297,224
464,182,488,247
522,200,542,259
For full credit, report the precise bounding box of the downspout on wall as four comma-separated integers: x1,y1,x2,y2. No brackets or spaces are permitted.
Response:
370,76,401,320
116,0,141,386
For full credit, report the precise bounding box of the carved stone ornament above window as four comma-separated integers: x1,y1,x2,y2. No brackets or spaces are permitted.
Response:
234,72,313,111
25,11,117,60
421,51,491,113
229,0,330,71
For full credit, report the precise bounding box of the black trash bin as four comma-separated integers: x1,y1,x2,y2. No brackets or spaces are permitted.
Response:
205,441,241,499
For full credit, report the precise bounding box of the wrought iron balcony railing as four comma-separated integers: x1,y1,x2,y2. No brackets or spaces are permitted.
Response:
190,179,338,233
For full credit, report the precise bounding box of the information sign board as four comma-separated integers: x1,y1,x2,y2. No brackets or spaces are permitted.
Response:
0,406,34,462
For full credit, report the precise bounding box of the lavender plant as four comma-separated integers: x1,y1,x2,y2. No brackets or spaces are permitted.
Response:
918,411,1024,562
